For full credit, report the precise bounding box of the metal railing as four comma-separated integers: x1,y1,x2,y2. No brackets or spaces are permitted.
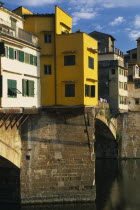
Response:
99,47,124,57
0,18,38,46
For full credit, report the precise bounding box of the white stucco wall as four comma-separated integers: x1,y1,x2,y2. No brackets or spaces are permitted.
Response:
1,44,40,108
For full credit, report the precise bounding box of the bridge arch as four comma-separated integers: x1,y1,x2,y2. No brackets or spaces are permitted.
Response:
95,115,118,159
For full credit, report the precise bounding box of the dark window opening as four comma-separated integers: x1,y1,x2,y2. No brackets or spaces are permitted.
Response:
65,84,75,97
135,99,140,105
88,56,94,69
132,53,137,59
44,65,51,75
44,34,51,43
111,69,115,74
64,55,75,66
91,85,95,97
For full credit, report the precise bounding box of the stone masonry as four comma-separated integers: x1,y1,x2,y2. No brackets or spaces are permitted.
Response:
20,107,96,204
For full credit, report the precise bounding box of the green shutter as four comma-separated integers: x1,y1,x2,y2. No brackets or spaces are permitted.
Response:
19,51,24,62
30,54,33,65
9,47,14,59
22,79,27,96
28,80,34,97
8,79,17,97
34,56,37,66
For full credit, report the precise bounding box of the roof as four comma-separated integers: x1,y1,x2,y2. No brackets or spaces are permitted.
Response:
89,31,116,41
24,14,55,17
126,48,137,53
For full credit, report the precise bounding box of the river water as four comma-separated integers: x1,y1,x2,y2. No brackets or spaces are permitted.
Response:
1,159,140,210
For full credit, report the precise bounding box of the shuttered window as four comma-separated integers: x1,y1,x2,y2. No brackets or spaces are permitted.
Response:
91,85,95,97
88,56,94,69
33,56,37,66
19,51,24,62
8,79,17,97
65,84,75,97
30,54,33,65
9,47,14,59
25,53,30,64
22,79,34,97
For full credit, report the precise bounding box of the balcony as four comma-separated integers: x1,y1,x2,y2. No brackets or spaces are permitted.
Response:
0,19,38,46
99,47,124,57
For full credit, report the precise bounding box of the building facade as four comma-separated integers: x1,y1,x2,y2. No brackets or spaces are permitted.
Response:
0,5,40,108
89,31,128,112
13,6,98,107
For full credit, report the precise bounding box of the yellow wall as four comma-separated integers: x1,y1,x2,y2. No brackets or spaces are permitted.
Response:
55,6,72,34
56,32,98,106
13,6,33,15
23,16,55,106
83,33,98,106
56,33,84,105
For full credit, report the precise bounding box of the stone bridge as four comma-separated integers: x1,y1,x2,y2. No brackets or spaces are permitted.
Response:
0,107,139,204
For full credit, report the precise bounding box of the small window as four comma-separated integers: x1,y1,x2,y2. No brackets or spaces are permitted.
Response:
30,54,33,65
132,53,137,59
5,46,8,58
111,69,115,74
19,50,24,62
22,79,34,97
0,42,5,56
64,55,75,66
65,84,75,97
33,56,37,66
25,53,30,64
8,79,17,98
88,56,94,69
85,84,89,97
91,85,95,97
44,65,51,75
9,47,14,59
135,99,140,105
44,34,51,43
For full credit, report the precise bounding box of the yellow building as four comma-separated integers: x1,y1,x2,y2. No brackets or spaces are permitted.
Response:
13,6,98,107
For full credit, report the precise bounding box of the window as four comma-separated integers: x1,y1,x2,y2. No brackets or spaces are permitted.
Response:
85,84,95,97
9,47,14,59
30,54,33,65
19,50,24,62
85,85,89,97
132,53,137,59
25,53,30,64
44,65,51,75
5,46,8,58
134,79,140,88
111,69,115,75
44,34,51,43
91,85,95,97
88,56,94,69
65,84,75,97
0,42,5,56
64,55,75,66
22,79,34,97
11,18,17,31
135,99,140,105
8,79,17,98
33,56,37,66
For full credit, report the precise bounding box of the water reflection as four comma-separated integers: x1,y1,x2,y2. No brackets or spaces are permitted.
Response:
1,160,140,210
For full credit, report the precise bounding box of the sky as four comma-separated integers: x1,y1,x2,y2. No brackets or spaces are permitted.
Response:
3,0,140,53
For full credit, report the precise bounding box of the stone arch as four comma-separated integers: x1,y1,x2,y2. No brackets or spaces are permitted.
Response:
95,118,118,158
0,139,21,168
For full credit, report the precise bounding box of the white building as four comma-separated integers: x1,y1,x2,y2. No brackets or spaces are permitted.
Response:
0,5,40,108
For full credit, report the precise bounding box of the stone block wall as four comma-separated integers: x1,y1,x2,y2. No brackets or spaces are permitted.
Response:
20,107,96,204
117,112,140,158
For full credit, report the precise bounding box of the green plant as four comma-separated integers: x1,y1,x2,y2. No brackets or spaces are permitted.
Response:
116,131,122,142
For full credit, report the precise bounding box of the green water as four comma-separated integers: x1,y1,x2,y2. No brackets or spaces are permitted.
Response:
1,159,140,210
